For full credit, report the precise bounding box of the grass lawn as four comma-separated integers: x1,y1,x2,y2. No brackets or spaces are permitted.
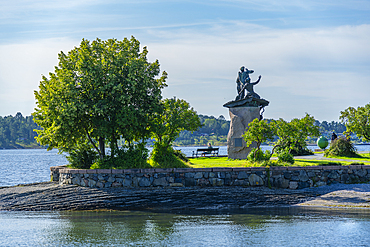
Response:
188,155,370,168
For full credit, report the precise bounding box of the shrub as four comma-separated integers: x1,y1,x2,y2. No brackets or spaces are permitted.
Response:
247,148,271,162
324,137,358,157
149,143,189,168
91,144,151,169
67,144,98,169
277,150,294,164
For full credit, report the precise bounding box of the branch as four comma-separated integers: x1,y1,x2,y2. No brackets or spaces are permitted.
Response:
86,129,101,157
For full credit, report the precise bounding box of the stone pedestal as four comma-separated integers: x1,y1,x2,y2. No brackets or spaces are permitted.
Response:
227,107,260,159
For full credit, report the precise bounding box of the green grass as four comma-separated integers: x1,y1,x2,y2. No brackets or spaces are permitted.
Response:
188,156,369,168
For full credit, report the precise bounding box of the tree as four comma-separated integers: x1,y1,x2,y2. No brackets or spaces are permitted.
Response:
150,97,201,167
33,37,167,164
274,113,320,155
340,103,370,142
242,118,276,157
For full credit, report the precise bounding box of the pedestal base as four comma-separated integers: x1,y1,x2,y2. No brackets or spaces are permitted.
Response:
227,107,260,159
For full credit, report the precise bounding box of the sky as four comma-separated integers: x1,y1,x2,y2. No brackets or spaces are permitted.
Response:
0,0,369,121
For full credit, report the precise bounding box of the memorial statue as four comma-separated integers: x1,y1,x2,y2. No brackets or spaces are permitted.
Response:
223,66,269,109
236,66,261,100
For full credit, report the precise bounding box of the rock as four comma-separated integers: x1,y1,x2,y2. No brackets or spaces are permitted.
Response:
138,177,151,187
227,107,260,159
274,177,289,189
249,174,263,186
237,171,248,179
153,177,168,187
298,170,309,181
289,181,298,189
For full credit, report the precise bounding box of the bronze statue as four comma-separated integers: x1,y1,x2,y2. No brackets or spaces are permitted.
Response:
235,66,261,100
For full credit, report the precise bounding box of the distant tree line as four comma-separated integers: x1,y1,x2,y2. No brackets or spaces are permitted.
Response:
174,115,347,146
0,112,41,149
0,111,349,149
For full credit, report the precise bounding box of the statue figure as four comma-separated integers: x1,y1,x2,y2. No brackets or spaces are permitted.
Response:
235,66,261,100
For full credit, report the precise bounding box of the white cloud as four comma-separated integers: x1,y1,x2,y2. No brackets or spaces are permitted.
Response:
1,22,369,121
0,38,78,116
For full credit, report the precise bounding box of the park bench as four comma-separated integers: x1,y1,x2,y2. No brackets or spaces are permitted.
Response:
192,148,219,158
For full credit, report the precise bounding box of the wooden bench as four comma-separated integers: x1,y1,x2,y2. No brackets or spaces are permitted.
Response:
192,148,219,157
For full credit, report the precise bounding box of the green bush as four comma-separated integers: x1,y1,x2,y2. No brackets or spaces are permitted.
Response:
277,150,294,164
67,144,98,169
149,143,189,168
324,137,358,157
247,148,271,162
91,144,151,169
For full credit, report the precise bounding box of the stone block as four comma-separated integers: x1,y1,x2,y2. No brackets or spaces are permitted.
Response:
209,172,216,178
154,168,174,173
185,178,197,187
273,177,289,189
288,181,298,189
210,178,224,186
96,169,111,174
174,168,192,173
362,165,370,169
112,182,122,187
232,167,251,172
140,168,155,173
217,172,226,179
112,169,124,174
124,169,141,174
170,183,184,187
185,172,195,178
138,177,151,187
249,174,263,186
237,171,248,179
298,170,309,181
194,172,203,179
153,177,169,187
196,178,210,186
212,168,233,172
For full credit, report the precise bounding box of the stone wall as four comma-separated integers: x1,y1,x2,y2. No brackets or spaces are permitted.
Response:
53,165,370,189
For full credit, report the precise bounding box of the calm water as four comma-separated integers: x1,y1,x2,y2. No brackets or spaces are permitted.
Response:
1,148,370,246
1,209,370,246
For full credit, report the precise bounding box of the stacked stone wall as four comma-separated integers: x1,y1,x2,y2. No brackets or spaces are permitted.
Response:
53,165,370,189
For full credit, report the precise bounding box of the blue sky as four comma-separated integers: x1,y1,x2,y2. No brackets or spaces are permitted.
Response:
1,0,370,121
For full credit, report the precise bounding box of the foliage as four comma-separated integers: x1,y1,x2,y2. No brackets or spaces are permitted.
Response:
91,143,151,169
0,112,41,148
149,97,200,167
274,114,320,156
324,137,358,157
66,142,98,169
340,103,370,142
33,37,167,164
277,149,295,164
149,143,189,168
151,97,201,148
247,148,271,162
243,118,276,157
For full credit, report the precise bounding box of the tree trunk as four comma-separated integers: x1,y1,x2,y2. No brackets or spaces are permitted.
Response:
99,137,105,160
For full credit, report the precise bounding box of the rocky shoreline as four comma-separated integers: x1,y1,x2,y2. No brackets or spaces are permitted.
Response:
0,182,318,211
2,182,370,212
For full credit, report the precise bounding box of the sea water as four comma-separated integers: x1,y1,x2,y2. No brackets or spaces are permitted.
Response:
1,209,370,246
1,148,370,246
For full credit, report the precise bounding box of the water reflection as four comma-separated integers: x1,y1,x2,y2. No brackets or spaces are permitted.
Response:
2,208,370,246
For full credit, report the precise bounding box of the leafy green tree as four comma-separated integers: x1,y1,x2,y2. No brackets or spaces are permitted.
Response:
150,97,201,167
274,114,320,155
243,118,276,158
33,37,167,164
340,103,370,142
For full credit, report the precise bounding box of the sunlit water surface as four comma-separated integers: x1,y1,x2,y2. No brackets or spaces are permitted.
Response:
1,148,370,246
1,209,370,246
